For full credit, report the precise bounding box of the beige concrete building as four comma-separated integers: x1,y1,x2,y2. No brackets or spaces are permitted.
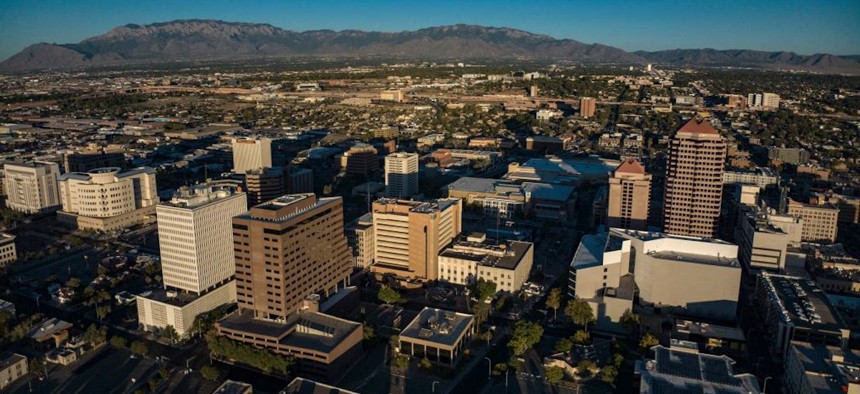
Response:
737,207,802,272
580,97,596,118
606,159,651,230
0,353,27,391
787,199,839,243
137,185,247,337
398,307,475,366
570,228,742,327
0,233,16,266
379,89,405,103
437,233,534,293
232,194,352,319
385,152,418,199
371,198,462,281
232,137,272,174
340,145,379,176
345,213,374,268
57,167,157,232
663,118,727,238
3,161,61,214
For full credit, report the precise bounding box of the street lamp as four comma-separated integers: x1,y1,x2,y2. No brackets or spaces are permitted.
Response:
432,380,440,393
484,357,492,378
762,376,772,393
35,294,41,314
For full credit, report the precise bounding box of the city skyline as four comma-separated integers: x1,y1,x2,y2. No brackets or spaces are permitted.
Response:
1,0,859,61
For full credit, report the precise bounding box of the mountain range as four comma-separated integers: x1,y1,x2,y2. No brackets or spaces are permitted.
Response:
2,20,858,74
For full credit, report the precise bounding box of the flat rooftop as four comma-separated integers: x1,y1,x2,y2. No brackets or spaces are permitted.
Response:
212,380,253,394
638,345,761,394
675,320,746,342
759,273,846,332
218,309,361,354
439,238,532,270
648,250,740,268
281,377,358,394
789,341,860,393
0,353,26,370
401,307,474,347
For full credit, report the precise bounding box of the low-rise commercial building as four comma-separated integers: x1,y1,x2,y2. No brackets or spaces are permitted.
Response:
0,353,27,391
0,233,16,266
784,341,860,394
636,345,760,394
398,307,475,366
57,167,157,232
437,233,534,293
722,167,779,189
737,207,802,271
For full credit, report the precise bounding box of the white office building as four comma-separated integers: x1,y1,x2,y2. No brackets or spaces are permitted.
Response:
57,167,157,232
385,152,419,199
137,184,247,337
3,161,61,214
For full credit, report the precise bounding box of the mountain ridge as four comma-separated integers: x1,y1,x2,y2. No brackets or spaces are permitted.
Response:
2,20,858,74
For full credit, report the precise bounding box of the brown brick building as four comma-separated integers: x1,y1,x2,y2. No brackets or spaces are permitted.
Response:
663,118,727,238
607,159,651,230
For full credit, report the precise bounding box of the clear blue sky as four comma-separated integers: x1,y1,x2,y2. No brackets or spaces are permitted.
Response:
1,0,858,60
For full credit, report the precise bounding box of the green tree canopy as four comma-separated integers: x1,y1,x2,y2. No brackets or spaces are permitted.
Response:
378,286,402,305
508,321,544,356
564,298,595,327
546,288,562,320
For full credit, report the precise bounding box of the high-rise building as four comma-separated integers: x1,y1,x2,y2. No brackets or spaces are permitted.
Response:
3,162,61,214
607,159,651,230
285,166,314,194
232,194,352,319
158,185,248,294
137,185,247,336
787,199,839,243
57,167,157,232
663,118,727,238
580,97,596,118
232,137,272,174
385,152,418,199
341,145,379,176
370,198,462,280
737,206,802,272
346,213,374,268
245,167,286,206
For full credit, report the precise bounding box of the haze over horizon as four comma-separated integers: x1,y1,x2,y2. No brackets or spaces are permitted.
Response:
1,0,858,61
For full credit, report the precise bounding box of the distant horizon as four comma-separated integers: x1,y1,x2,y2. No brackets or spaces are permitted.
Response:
1,0,858,60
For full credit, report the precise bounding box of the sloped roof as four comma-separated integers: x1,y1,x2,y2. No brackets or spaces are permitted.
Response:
678,118,718,135
615,159,646,174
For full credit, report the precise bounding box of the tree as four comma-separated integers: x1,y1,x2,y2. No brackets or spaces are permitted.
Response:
545,366,564,385
377,286,402,305
508,321,544,356
639,332,659,353
130,340,149,357
554,338,573,353
161,325,179,345
572,329,591,345
83,324,107,345
620,309,639,332
392,354,409,369
492,362,508,376
65,277,81,289
29,358,46,377
96,305,111,321
158,367,170,381
200,365,220,381
577,359,596,378
602,365,618,384
419,357,433,370
110,335,127,348
469,278,497,302
564,298,595,328
546,288,562,321
363,326,375,341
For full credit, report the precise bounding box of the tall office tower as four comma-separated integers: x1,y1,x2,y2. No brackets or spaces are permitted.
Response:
232,137,272,174
3,161,61,214
158,185,248,294
342,145,379,176
385,152,418,199
607,159,651,230
137,185,247,336
245,167,286,206
370,198,462,280
57,167,157,232
663,118,727,238
285,166,314,194
232,194,352,319
580,97,596,118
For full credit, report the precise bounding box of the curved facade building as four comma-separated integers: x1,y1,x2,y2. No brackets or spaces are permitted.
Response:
58,167,157,232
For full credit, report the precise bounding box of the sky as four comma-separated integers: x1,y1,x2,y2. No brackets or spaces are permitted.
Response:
1,0,858,60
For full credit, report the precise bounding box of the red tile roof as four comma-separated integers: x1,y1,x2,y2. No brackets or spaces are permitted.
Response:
678,118,718,135
615,159,646,174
